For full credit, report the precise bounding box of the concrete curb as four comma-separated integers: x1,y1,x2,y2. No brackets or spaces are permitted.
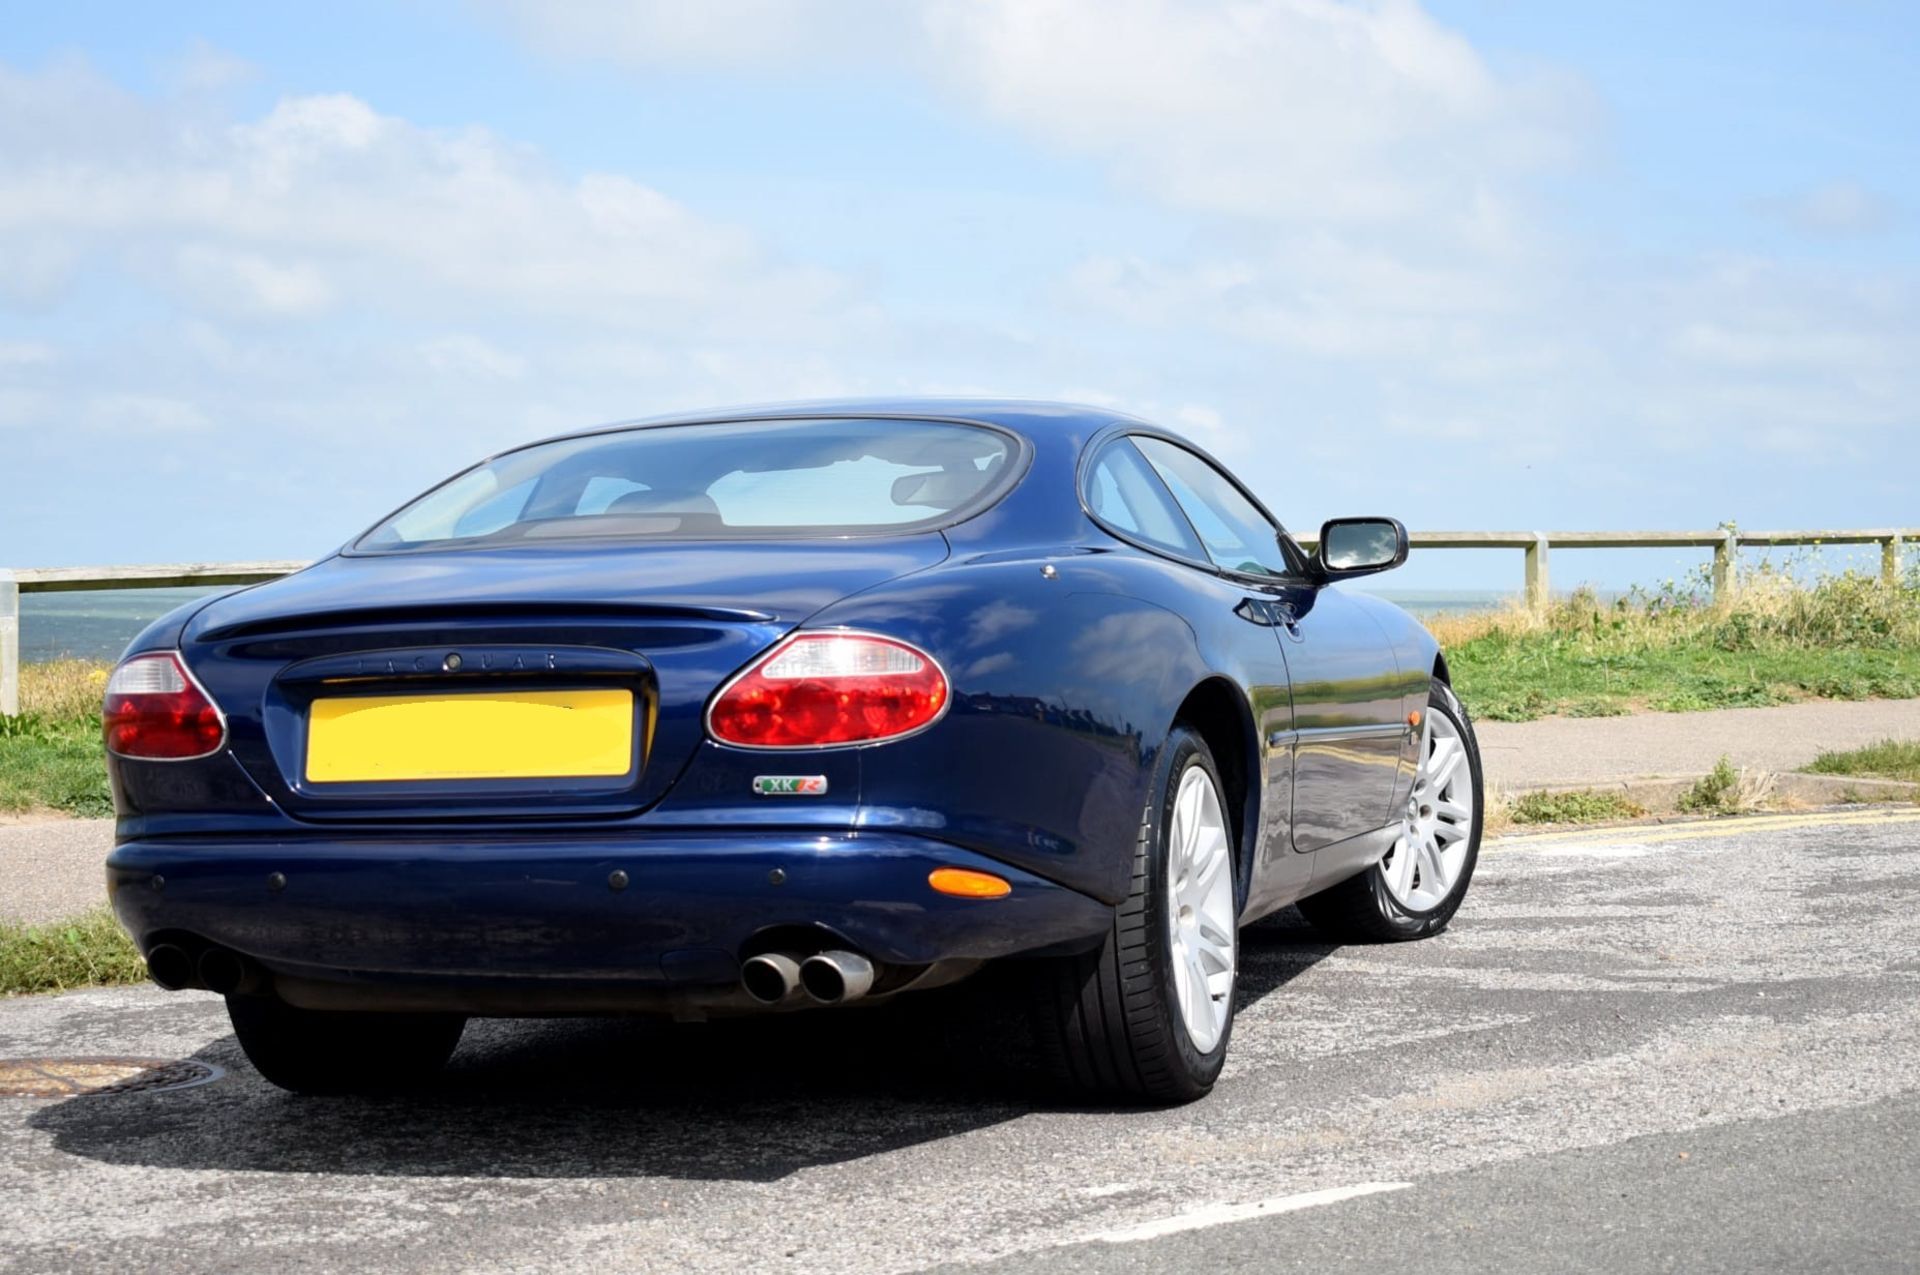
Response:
1505,771,1919,808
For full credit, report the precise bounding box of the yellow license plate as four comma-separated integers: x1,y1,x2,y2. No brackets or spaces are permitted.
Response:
305,689,634,783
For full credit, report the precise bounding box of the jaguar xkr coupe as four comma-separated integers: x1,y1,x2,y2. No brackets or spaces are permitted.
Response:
105,400,1483,1103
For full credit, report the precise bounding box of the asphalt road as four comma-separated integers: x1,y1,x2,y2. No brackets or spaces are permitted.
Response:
3,807,1918,1273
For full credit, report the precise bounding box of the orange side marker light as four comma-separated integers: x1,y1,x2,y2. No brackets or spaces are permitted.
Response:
929,867,1012,899
1408,710,1423,728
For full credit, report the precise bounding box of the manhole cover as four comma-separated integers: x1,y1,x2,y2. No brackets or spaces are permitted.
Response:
0,1057,222,1098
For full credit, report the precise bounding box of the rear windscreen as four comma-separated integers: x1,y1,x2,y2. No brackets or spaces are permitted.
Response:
356,417,1017,551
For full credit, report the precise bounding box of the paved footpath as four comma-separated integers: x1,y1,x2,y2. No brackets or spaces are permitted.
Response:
1476,695,1920,790
0,817,112,926
3,807,1919,1273
5,696,1917,926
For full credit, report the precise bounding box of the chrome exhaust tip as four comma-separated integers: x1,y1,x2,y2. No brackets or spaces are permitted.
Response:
799,951,875,1005
146,943,195,992
741,952,804,1005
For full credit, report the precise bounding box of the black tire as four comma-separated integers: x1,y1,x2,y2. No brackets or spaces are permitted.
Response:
1031,725,1236,1105
1296,679,1483,943
226,995,466,1095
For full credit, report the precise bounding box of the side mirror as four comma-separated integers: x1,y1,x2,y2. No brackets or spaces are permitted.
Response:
1314,517,1408,580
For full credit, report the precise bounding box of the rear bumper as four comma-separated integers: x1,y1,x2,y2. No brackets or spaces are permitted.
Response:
107,830,1111,1007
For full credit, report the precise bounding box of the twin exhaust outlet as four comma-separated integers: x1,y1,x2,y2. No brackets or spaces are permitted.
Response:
741,950,876,1006
145,942,265,996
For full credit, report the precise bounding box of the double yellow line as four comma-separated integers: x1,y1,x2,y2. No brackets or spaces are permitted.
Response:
1490,805,1920,850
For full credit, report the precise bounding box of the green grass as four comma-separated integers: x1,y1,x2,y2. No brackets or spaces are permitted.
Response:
0,661,114,818
0,907,146,997
1507,789,1647,825
1805,739,1920,784
0,715,114,818
1433,568,1920,722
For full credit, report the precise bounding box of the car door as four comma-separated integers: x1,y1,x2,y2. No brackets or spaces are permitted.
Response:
1082,438,1307,910
1129,438,1405,857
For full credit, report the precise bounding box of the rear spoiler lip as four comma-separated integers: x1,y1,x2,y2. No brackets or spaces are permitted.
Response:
189,599,777,644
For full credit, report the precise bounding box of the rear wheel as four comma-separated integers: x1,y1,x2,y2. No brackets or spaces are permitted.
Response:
1032,725,1238,1105
226,995,466,1095
1297,679,1483,942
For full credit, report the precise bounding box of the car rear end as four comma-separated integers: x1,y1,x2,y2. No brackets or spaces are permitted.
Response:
104,414,1111,1016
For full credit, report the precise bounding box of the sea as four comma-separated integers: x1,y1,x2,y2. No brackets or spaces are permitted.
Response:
18,586,1515,664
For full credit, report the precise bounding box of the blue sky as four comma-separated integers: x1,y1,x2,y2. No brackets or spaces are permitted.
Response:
1,1,1914,593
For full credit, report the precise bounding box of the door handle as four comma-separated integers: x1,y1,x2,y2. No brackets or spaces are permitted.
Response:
1234,597,1303,639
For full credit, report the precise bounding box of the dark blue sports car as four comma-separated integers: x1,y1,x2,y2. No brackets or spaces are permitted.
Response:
104,400,1484,1103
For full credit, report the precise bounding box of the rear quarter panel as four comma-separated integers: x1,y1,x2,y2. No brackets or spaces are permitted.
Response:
810,547,1282,905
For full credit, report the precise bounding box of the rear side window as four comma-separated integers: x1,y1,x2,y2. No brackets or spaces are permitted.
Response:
1132,437,1290,578
1083,439,1206,560
358,417,1016,551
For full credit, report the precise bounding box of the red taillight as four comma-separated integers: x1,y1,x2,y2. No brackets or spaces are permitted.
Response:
103,652,226,760
708,633,949,748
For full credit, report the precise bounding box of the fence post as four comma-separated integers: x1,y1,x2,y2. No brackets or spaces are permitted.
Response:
1713,530,1737,604
1524,533,1550,612
0,570,17,718
1885,535,1904,587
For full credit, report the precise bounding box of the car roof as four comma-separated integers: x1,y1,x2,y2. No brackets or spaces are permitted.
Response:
534,398,1156,449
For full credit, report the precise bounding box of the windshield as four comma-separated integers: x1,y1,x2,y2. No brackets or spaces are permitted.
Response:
357,417,1017,551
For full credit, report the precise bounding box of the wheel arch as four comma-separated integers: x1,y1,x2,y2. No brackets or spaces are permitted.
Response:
1171,676,1260,900
1433,649,1452,685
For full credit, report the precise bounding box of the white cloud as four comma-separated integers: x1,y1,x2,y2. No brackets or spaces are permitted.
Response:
480,0,1607,464
167,245,335,317
487,0,1591,230
0,341,53,367
480,0,912,65
0,68,847,328
417,334,530,381
83,394,212,434
162,39,261,95
1769,181,1898,237
5,9,1918,564
0,58,901,559
470,0,1919,546
921,0,1589,226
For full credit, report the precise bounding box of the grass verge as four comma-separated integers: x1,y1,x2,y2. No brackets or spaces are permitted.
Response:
0,907,146,997
1431,566,1920,722
1805,739,1920,784
0,660,113,818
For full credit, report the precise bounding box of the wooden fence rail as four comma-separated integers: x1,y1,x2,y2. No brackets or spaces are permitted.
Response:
0,531,1911,716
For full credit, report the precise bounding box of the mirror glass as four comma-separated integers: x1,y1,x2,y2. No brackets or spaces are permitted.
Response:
1322,519,1401,570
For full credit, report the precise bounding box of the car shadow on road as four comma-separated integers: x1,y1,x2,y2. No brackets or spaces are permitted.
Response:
1236,906,1341,1011
29,918,1338,1184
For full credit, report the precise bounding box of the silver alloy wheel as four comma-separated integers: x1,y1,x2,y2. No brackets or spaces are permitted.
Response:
1382,706,1476,912
1166,762,1236,1053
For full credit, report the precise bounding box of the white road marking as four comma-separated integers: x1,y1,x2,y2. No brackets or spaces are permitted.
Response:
1093,1181,1412,1244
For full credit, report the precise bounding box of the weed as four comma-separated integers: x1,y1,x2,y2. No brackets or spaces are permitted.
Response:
1677,756,1775,815
1508,789,1647,825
